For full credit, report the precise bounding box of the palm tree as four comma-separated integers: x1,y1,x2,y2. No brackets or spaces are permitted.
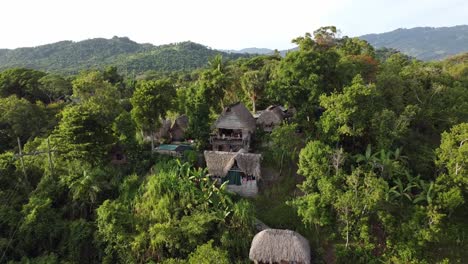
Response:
208,54,225,72
69,170,102,217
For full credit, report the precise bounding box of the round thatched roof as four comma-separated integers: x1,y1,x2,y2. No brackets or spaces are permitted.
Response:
249,229,311,264
256,105,284,127
171,115,189,131
153,119,172,139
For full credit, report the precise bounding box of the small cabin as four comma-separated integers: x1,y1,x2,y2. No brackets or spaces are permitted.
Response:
170,115,189,142
144,119,172,144
210,102,256,152
204,150,261,197
256,105,285,132
110,145,127,165
249,229,311,264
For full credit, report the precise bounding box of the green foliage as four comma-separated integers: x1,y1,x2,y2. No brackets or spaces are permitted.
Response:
131,79,175,132
268,123,302,171
187,240,230,264
268,33,340,129
95,161,254,263
0,96,48,152
53,104,115,164
0,26,467,264
183,64,229,147
241,70,266,112
292,137,458,262
0,68,47,102
319,75,375,142
38,74,72,103
435,123,468,213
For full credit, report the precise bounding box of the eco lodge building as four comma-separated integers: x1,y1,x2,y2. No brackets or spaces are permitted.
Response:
210,102,256,152
170,115,189,142
255,105,296,132
204,150,261,197
249,229,311,264
144,115,189,146
255,105,286,132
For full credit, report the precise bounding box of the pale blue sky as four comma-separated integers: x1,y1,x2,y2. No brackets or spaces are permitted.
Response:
1,0,467,50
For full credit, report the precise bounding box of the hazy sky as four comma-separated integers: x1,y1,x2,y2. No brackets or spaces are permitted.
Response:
1,0,467,50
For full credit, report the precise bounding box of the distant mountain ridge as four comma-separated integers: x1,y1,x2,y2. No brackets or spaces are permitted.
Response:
1,25,467,74
359,25,468,61
223,25,468,61
222,48,274,55
0,37,249,74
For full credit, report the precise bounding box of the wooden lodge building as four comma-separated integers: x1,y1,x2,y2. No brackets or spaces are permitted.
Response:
210,102,256,152
170,115,189,142
255,105,296,132
256,105,286,132
204,150,262,197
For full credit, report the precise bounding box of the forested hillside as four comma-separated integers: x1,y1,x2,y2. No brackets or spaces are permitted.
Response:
0,37,248,74
0,26,467,263
360,25,468,61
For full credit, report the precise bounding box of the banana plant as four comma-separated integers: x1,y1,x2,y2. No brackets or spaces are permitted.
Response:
354,144,376,168
413,180,435,205
388,178,411,202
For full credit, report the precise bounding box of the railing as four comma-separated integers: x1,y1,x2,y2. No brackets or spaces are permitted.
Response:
209,134,242,140
209,135,245,145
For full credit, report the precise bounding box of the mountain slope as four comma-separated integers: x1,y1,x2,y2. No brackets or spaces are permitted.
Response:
360,25,468,61
0,37,249,74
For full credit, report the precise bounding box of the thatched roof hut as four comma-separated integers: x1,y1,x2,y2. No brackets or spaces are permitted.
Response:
110,144,127,165
213,102,256,132
170,115,189,141
155,119,172,142
144,119,172,143
249,229,311,264
256,105,285,132
204,150,261,179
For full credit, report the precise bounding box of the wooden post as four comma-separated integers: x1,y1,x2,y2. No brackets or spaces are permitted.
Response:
151,130,155,153
17,137,27,180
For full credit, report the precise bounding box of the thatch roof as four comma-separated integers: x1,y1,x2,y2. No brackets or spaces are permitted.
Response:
213,102,256,132
204,150,261,178
171,115,189,131
249,229,311,264
155,119,172,139
170,115,189,141
256,105,285,127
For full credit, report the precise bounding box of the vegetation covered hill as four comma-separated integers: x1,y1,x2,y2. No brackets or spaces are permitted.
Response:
0,37,249,74
360,25,468,61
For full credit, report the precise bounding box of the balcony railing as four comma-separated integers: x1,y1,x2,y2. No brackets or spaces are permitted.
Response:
210,135,245,145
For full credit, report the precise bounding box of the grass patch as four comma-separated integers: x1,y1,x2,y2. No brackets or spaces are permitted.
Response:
251,169,325,261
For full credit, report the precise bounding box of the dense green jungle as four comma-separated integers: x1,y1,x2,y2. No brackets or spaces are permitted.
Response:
0,26,467,263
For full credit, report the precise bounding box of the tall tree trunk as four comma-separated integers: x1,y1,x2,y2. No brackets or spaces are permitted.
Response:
279,151,285,176
151,130,155,153
251,95,256,113
345,208,349,249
